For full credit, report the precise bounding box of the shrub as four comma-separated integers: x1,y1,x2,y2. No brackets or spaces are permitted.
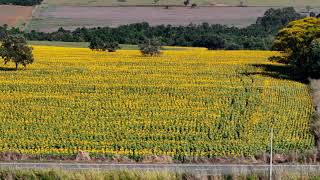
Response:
139,37,162,56
191,3,197,8
89,38,120,52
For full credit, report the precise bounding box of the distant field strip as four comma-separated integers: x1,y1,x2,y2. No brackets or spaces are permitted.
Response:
0,46,313,157
0,5,33,28
27,41,193,50
43,0,320,7
26,6,268,32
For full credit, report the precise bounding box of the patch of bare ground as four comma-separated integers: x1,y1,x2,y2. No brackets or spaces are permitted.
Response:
0,5,33,28
28,6,269,32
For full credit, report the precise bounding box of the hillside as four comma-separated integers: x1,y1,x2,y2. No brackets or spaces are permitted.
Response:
0,5,33,28
44,0,320,7
0,46,313,159
26,6,268,32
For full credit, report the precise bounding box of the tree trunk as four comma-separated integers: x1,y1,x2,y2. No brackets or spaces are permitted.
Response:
15,63,18,70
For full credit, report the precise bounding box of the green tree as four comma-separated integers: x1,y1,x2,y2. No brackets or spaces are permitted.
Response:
89,38,120,52
310,12,317,17
183,0,190,6
272,17,320,77
306,5,312,13
0,24,8,41
256,7,303,32
105,41,120,52
193,35,225,50
0,35,34,70
139,37,161,56
89,37,105,51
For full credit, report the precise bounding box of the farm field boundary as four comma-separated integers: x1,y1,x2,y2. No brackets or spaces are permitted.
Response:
0,46,313,160
2,163,320,175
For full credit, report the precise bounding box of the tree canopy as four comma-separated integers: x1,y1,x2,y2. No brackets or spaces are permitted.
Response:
272,17,320,78
0,34,34,70
139,37,162,56
192,35,225,50
89,38,120,52
256,7,304,33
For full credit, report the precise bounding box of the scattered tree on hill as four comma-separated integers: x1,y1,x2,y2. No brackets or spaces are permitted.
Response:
306,5,312,13
272,17,320,78
139,37,162,56
0,35,34,70
238,0,247,7
183,0,190,7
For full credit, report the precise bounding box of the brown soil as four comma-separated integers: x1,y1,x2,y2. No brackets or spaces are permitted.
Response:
0,5,33,27
29,6,269,32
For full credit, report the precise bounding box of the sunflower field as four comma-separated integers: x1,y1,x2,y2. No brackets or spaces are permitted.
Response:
0,46,314,158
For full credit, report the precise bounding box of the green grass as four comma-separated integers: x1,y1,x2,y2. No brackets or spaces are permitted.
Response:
44,0,320,7
28,41,188,50
28,41,90,48
0,169,183,180
1,169,320,179
29,41,138,49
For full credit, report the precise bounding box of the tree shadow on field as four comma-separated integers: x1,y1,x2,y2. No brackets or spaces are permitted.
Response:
0,67,17,71
243,64,307,84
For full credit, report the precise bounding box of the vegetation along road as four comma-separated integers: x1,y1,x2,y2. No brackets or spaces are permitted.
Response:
2,163,320,175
